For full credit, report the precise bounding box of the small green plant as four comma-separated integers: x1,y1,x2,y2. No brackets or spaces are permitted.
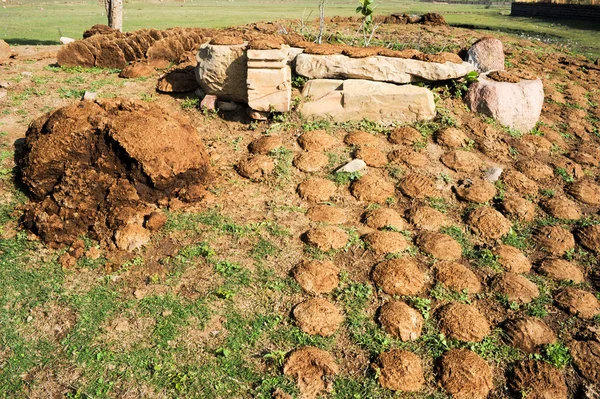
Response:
355,0,379,46
554,167,575,183
541,342,571,368
180,97,200,110
332,171,362,185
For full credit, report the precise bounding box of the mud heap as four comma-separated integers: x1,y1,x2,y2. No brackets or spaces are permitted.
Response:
19,99,210,249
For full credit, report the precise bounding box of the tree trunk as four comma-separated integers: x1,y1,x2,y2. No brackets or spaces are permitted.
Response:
105,0,123,31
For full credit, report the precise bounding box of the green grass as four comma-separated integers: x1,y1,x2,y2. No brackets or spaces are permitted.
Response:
1,0,599,58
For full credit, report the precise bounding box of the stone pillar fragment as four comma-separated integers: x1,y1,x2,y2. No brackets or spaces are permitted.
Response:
247,48,292,113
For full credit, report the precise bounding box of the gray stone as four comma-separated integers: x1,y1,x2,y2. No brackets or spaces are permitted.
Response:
247,48,291,112
337,159,367,174
21,72,32,77
0,81,10,89
195,43,248,103
467,37,505,73
465,74,544,133
295,53,475,84
299,79,436,125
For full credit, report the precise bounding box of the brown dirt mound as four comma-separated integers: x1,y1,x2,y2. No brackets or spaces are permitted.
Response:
518,135,553,156
371,258,425,296
501,195,536,222
577,225,600,254
298,130,339,152
494,245,531,273
399,174,437,199
416,52,462,64
493,273,539,304
570,340,600,382
20,99,210,248
538,258,584,283
570,145,600,167
283,346,339,399
342,47,380,58
434,261,481,293
83,24,120,38
364,208,408,231
210,36,245,45
375,350,424,392
249,135,283,155
488,70,521,83
435,127,471,148
505,318,557,354
293,298,343,337
293,151,329,173
306,205,347,224
350,173,396,204
533,226,575,256
247,38,284,50
440,150,482,172
354,146,387,167
388,148,428,167
516,160,554,181
416,232,462,260
438,303,490,342
455,178,496,203
510,360,567,399
236,155,275,180
406,206,449,231
439,348,493,399
554,288,600,319
297,178,336,202
541,196,581,220
503,169,539,196
292,260,340,294
467,206,512,240
388,126,422,145
304,226,349,251
119,62,155,79
303,43,345,55
378,301,423,341
567,181,600,205
344,131,385,147
363,231,410,256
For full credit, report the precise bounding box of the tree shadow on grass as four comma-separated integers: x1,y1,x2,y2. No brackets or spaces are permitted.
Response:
4,38,60,46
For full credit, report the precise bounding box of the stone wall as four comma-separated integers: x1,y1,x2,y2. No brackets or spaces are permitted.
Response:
511,2,600,20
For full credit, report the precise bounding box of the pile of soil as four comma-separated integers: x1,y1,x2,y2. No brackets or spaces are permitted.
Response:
249,135,283,155
494,245,531,273
58,26,214,69
292,260,340,294
293,298,343,337
298,130,338,152
438,303,490,342
378,301,423,341
434,261,481,294
19,99,210,248
350,173,396,203
399,174,437,199
510,360,567,399
363,231,409,256
375,349,424,392
493,273,540,304
304,226,349,251
364,208,408,231
283,347,338,399
504,317,557,353
371,258,425,296
416,232,462,260
297,178,337,202
306,205,347,224
438,349,493,399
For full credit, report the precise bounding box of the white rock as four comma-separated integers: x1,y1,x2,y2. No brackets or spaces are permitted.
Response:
195,43,248,103
295,53,475,84
337,159,367,173
465,74,544,133
0,80,10,88
485,167,503,182
21,72,32,77
59,37,76,45
247,48,291,112
300,79,436,125
81,91,97,101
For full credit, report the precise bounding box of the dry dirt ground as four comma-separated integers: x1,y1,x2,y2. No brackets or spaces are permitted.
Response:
1,18,600,399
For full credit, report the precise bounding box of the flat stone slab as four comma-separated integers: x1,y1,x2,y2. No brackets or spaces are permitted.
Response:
299,79,436,125
295,53,475,84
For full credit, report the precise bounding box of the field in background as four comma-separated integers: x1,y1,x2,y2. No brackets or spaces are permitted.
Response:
0,0,599,58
